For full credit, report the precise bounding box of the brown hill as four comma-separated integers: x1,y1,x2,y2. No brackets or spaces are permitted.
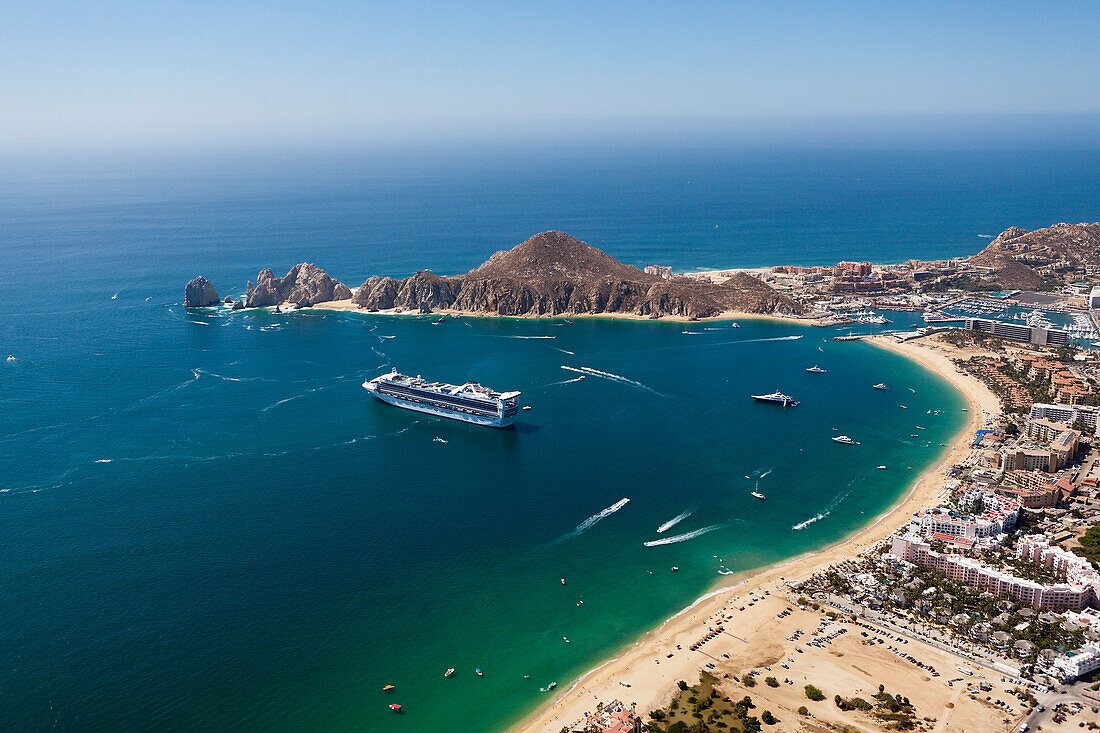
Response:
352,231,803,318
971,222,1100,288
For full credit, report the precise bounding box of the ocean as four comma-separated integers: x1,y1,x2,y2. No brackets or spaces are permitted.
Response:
0,146,1096,731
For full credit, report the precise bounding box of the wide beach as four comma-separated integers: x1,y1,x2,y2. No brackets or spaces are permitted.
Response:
511,332,1001,732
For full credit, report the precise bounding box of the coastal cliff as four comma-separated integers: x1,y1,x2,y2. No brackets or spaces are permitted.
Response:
352,231,803,318
971,222,1100,289
246,263,352,308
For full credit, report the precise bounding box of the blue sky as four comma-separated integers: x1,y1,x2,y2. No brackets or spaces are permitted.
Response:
2,1,1099,150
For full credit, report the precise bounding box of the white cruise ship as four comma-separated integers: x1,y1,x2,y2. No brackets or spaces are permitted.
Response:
363,369,521,427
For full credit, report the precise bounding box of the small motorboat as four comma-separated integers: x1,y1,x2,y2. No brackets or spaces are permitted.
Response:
560,578,566,585
382,684,395,692
547,682,557,690
806,365,827,374
832,435,856,445
877,465,887,470
445,668,455,677
873,383,888,390
475,668,483,676
671,566,679,572
522,405,532,411
751,491,766,500
731,322,740,328
389,704,402,712
563,636,570,643
432,316,445,324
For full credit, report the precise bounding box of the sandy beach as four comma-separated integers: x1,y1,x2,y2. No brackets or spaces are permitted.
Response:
510,333,1006,732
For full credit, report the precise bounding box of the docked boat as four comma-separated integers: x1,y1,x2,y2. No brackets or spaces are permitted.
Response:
363,368,520,427
445,668,455,677
751,390,799,406
806,365,827,374
832,435,856,444
873,383,888,390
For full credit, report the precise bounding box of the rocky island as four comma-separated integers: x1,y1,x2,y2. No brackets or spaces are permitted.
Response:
350,231,803,318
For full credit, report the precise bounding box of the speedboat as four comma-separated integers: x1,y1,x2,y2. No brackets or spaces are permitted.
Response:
832,435,856,445
475,668,483,676
751,491,766,500
873,383,888,390
445,668,455,677
522,405,532,411
560,578,566,585
877,465,887,470
389,704,402,712
671,566,679,572
806,365,827,374
382,684,395,692
547,682,557,690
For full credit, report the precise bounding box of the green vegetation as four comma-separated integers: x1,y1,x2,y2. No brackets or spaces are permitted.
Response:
646,674,764,733
764,676,778,688
804,684,825,701
740,673,756,687
1075,524,1100,566
760,710,776,725
797,706,809,716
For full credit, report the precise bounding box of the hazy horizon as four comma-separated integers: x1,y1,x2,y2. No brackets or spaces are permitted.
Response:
4,1,1099,154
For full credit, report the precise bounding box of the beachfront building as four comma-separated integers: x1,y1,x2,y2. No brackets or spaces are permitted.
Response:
644,265,673,280
964,317,1070,346
891,535,1097,610
1030,403,1100,431
1052,642,1100,681
908,490,1019,541
1017,534,1100,591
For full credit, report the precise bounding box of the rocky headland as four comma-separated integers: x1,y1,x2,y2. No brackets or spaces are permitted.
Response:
244,263,352,308
351,231,803,318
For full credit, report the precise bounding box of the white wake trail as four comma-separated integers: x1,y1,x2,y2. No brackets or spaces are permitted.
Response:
657,508,694,533
644,524,724,547
560,366,663,395
556,498,630,542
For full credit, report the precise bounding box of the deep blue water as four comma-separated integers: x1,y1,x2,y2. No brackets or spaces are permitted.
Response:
0,146,1096,731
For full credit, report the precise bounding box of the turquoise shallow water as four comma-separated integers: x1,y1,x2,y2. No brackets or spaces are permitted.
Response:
0,146,1092,730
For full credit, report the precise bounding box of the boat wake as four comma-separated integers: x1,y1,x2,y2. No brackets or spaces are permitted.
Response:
260,394,306,412
977,233,994,238
561,366,663,395
543,376,586,388
656,508,694,533
492,335,556,339
111,291,120,300
94,458,112,463
433,437,448,444
556,498,630,542
548,346,575,355
791,490,851,531
734,335,803,345
644,523,725,547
